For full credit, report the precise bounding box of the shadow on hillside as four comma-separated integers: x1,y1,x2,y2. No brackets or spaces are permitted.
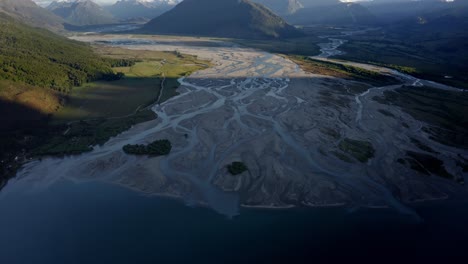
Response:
0,99,51,133
0,99,56,189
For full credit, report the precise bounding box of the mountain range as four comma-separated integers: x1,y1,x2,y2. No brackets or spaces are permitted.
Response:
286,1,377,25
20,0,466,29
47,0,116,26
106,0,181,20
141,0,304,39
252,0,303,15
384,0,468,40
0,0,65,31
362,0,464,23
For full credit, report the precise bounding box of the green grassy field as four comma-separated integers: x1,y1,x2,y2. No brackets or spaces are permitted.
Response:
113,60,202,79
290,56,400,87
53,78,160,122
53,47,210,123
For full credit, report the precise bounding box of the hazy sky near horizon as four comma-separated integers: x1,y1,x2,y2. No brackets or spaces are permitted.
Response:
32,0,372,7
33,0,119,7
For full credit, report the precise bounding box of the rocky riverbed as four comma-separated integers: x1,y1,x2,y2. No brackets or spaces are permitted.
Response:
7,34,467,217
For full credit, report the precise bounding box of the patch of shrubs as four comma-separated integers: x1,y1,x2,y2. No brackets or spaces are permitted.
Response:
105,58,140,67
123,139,172,156
102,72,125,81
227,161,248,175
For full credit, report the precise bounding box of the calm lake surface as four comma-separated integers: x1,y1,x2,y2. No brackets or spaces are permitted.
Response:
1,179,467,264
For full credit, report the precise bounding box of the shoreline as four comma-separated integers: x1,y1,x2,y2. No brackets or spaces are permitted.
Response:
104,178,454,214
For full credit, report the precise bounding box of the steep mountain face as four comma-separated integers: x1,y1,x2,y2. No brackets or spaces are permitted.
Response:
286,2,377,25
291,0,467,26
142,0,303,39
363,0,460,24
0,0,64,31
388,1,468,36
47,0,116,26
106,0,181,20
251,0,303,15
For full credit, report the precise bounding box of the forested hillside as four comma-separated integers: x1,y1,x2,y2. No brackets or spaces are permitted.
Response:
0,12,124,183
142,0,303,39
0,13,114,93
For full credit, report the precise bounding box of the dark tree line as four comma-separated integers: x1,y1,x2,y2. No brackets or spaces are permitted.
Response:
104,58,140,68
227,161,248,175
123,139,172,156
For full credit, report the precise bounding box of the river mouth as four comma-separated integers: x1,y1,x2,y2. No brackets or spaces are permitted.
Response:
3,34,467,216
1,32,468,262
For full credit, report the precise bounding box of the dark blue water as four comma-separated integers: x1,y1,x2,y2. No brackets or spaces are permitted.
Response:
1,180,467,264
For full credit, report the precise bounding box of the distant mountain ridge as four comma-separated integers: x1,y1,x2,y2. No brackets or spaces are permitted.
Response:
106,0,182,20
286,2,377,25
387,0,468,35
48,0,116,26
252,0,304,15
281,0,465,26
363,0,461,24
0,0,65,31
142,0,304,39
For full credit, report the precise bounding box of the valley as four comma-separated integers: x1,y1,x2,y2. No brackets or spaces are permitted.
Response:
5,32,466,217
2,1,468,261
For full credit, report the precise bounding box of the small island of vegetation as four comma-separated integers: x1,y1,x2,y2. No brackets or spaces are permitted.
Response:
227,161,248,175
123,139,172,156
337,138,375,163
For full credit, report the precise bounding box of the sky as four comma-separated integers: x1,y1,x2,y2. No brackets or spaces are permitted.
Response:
33,0,119,7
32,0,373,7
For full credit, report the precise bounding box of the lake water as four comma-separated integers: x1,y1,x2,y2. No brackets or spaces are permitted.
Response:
1,180,467,263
